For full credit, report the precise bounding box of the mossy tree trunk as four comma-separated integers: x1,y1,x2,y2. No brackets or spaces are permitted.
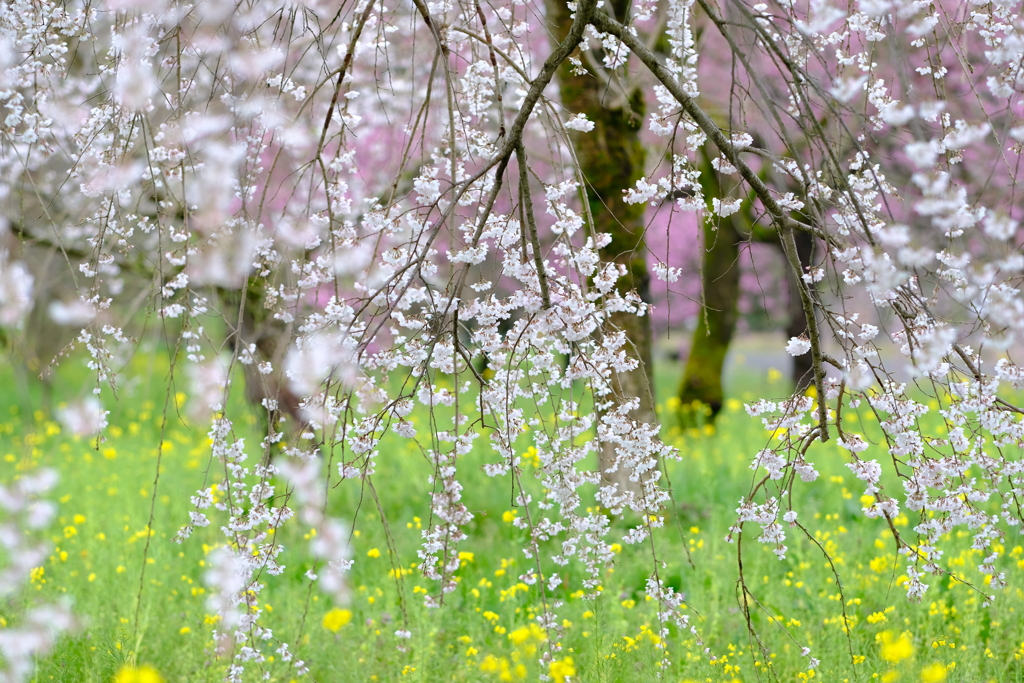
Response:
677,146,741,427
546,0,654,496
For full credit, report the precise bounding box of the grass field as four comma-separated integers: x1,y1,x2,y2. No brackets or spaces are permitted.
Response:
3,351,1023,683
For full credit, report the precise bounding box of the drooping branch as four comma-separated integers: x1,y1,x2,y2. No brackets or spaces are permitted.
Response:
780,224,828,441
515,142,551,309
592,9,832,439
589,11,835,249
364,0,598,308
317,0,378,154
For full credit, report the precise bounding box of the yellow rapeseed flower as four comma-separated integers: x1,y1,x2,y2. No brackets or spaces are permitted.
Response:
879,631,914,664
509,627,532,645
549,657,576,683
920,663,947,683
322,608,352,632
870,555,891,573
113,665,164,683
367,548,381,558
479,654,501,673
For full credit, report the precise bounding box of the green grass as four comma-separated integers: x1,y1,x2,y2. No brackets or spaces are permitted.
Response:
3,353,1024,683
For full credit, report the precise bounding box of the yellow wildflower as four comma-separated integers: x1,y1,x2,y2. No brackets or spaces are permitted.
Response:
322,608,353,632
549,657,576,683
113,665,164,683
879,631,914,663
509,627,532,645
920,663,947,683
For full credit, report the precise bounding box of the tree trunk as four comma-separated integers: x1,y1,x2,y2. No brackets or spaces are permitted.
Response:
545,0,654,496
220,283,302,441
677,146,741,427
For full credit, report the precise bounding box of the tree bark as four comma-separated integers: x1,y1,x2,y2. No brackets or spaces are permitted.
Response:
220,283,302,440
545,0,655,496
677,146,741,426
